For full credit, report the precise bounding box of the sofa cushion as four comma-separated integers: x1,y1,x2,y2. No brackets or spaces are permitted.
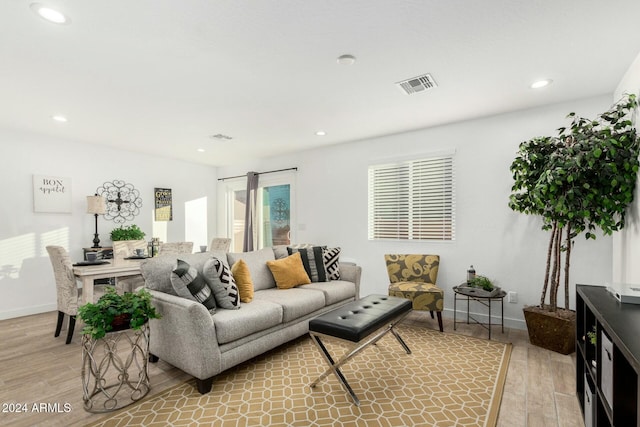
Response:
266,253,311,289
323,247,341,280
203,257,240,310
299,280,356,305
231,259,254,303
272,245,289,260
253,288,326,322
227,248,276,291
141,251,227,295
274,243,315,259
287,246,327,282
213,300,283,344
170,259,217,313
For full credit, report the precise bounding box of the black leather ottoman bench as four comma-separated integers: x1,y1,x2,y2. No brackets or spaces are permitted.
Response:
308,294,412,406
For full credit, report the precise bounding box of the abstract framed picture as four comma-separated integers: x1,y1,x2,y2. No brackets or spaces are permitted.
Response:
33,174,72,213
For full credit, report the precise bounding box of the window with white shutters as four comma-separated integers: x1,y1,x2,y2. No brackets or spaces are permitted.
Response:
368,152,455,241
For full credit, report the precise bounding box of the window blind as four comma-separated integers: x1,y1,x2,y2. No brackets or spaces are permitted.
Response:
368,153,455,241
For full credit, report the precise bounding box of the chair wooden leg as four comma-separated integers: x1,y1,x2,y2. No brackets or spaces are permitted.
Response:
436,312,443,332
65,315,76,344
429,310,435,319
54,311,64,337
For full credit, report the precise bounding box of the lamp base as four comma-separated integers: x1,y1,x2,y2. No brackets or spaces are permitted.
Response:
91,213,102,248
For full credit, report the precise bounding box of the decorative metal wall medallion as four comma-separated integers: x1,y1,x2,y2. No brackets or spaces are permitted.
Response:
96,180,142,223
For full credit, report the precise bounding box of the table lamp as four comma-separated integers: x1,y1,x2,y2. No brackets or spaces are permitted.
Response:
87,194,107,248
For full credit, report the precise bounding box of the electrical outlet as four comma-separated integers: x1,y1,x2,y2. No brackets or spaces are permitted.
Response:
508,291,518,303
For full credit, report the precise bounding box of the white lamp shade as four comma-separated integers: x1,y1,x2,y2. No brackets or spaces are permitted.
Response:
86,195,106,214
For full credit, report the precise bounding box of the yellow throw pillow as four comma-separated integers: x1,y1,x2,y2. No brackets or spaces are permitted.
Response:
266,252,311,289
231,259,254,303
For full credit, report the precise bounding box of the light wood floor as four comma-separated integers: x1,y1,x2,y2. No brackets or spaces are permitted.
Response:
0,310,583,427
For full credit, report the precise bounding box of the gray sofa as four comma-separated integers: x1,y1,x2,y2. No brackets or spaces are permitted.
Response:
140,247,361,393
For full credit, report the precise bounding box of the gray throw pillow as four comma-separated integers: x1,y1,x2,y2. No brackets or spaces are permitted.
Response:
170,259,216,314
203,257,240,310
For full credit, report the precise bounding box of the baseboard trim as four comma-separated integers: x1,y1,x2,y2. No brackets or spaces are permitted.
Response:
441,307,527,330
0,303,56,321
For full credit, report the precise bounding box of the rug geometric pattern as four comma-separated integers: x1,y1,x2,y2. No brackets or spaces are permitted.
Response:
90,324,511,427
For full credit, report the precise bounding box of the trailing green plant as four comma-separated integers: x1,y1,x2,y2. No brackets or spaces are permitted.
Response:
467,275,495,291
78,287,161,339
509,94,640,312
110,224,146,241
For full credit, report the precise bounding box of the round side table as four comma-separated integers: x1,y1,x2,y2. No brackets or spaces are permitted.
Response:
81,324,150,413
453,285,507,340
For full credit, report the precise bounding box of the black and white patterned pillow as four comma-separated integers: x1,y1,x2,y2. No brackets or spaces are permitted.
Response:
287,246,327,282
323,247,341,280
203,257,240,309
170,259,216,314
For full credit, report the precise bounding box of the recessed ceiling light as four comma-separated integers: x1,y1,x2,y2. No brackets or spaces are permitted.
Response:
197,148,205,153
531,79,552,89
52,115,68,122
315,131,327,136
336,54,356,66
30,3,70,25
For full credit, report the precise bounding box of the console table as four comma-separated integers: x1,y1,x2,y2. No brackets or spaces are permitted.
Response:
576,284,640,426
453,285,506,340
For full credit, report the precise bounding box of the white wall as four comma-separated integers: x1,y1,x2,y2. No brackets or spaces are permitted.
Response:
219,95,614,328
613,50,640,284
0,129,217,319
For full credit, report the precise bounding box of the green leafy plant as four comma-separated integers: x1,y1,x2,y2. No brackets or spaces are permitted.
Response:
110,224,146,241
509,94,640,312
467,275,495,291
78,287,161,339
586,326,597,346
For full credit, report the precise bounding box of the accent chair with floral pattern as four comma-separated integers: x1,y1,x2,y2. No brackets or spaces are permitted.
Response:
385,254,444,332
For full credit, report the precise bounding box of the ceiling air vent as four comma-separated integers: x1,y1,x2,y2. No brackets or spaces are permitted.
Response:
396,73,437,95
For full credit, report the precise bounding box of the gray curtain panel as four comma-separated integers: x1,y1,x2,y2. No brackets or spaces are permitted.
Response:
243,171,259,252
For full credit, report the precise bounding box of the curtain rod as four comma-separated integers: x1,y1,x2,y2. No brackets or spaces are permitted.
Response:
218,167,298,181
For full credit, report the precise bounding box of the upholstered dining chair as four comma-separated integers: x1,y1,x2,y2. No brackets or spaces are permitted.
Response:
46,245,110,344
112,239,147,293
384,254,444,332
209,237,231,252
157,241,194,256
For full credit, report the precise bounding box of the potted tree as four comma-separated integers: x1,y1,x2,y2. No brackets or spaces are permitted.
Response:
509,94,640,354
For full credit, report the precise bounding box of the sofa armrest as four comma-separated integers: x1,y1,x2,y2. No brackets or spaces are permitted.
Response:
339,262,362,299
148,289,222,380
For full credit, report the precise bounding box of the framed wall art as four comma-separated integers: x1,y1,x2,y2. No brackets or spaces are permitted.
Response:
33,174,72,213
154,188,172,221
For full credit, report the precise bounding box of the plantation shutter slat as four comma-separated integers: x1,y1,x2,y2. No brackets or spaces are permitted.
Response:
368,153,455,241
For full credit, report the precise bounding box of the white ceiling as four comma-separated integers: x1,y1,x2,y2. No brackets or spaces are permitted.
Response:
3,1,640,166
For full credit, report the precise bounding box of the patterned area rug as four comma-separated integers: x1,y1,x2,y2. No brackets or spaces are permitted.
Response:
89,325,511,427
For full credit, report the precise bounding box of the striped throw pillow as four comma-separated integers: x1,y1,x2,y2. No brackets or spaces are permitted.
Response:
170,259,217,313
287,246,327,282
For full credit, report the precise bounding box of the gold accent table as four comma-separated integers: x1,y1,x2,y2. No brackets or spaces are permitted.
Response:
81,324,150,413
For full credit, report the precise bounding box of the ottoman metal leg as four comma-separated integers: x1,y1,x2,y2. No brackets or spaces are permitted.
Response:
309,314,411,406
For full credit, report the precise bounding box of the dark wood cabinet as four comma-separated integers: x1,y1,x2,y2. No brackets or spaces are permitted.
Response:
576,285,640,427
